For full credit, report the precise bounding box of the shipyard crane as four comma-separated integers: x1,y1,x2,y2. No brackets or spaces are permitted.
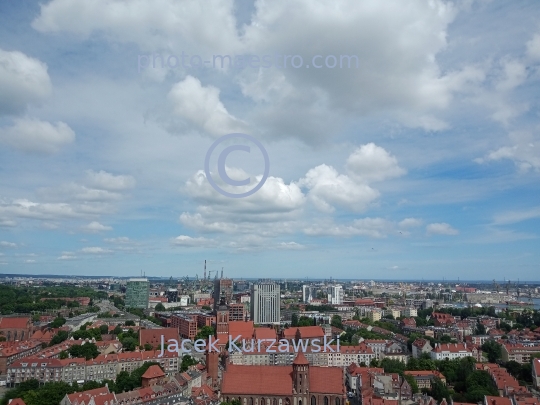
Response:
493,279,500,293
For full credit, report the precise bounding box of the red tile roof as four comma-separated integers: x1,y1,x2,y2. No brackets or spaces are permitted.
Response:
8,399,26,405
67,387,110,404
228,321,255,340
297,326,325,339
485,396,512,405
139,327,178,347
254,327,277,340
293,352,309,365
142,364,165,379
222,364,343,396
0,317,30,329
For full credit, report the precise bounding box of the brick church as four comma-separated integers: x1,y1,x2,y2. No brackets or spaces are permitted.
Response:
221,352,345,405
0,317,34,341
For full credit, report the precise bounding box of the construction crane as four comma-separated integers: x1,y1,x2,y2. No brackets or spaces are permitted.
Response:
493,279,500,293
208,270,216,279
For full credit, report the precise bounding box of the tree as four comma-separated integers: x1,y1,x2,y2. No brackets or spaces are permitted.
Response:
50,317,66,328
122,337,137,352
112,325,123,335
381,358,405,374
125,320,135,326
475,322,487,335
331,315,343,329
291,313,299,327
431,377,451,401
155,303,166,311
68,343,99,360
58,350,69,359
100,324,109,335
181,355,198,371
196,325,215,340
49,330,69,346
298,316,314,327
481,340,502,363
144,343,153,351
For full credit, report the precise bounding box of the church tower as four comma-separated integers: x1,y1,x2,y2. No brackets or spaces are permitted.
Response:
292,352,310,398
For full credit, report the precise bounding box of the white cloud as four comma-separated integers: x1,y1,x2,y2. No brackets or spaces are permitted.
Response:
526,33,540,62
82,221,113,233
25,259,36,263
58,254,76,260
426,222,459,236
277,241,304,250
168,76,248,137
104,237,132,244
0,118,75,154
32,0,240,54
0,241,17,248
85,170,136,191
346,143,406,183
299,164,379,213
493,207,540,225
476,131,540,173
0,49,52,115
399,218,423,228
305,217,395,238
171,235,216,247
81,247,113,254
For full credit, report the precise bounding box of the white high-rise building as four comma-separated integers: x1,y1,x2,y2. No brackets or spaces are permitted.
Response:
302,285,313,303
251,282,280,324
327,285,344,305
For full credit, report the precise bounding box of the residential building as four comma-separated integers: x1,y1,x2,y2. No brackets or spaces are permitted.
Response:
250,282,280,325
170,313,197,340
229,303,246,321
367,309,382,322
402,308,418,318
0,340,43,374
501,343,540,364
328,285,344,305
302,285,314,304
125,278,150,309
411,338,432,359
430,343,473,361
364,340,388,360
404,371,446,389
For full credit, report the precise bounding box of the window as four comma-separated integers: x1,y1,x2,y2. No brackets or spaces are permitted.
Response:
311,397,316,405
324,397,328,405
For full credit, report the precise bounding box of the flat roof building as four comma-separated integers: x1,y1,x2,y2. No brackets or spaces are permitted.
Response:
125,278,149,309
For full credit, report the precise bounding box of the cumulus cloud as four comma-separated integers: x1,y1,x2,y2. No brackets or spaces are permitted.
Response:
85,170,136,191
0,118,75,154
104,237,132,244
299,164,379,213
0,241,17,248
82,221,113,233
346,143,406,183
475,131,540,173
168,76,248,136
426,222,459,236
0,49,52,115
399,218,423,228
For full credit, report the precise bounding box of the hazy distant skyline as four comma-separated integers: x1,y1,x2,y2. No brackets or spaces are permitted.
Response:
0,1,539,280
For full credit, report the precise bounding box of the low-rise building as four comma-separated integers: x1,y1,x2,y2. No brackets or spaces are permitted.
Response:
501,343,540,364
404,371,446,389
430,343,473,361
411,338,432,359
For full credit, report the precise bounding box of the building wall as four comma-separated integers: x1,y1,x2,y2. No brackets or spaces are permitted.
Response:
125,278,150,309
251,283,280,325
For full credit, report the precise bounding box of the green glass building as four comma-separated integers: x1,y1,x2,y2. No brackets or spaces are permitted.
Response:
125,278,150,309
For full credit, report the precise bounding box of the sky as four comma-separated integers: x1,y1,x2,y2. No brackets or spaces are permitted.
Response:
0,0,539,280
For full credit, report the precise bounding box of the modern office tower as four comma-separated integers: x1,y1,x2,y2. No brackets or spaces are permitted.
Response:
250,282,280,325
327,285,344,305
213,278,234,312
125,278,150,309
302,285,313,303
